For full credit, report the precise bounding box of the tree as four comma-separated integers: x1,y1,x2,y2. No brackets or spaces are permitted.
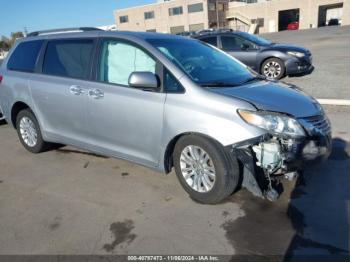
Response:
0,31,24,51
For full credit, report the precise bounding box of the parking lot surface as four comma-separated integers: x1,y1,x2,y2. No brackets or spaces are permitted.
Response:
0,105,349,258
264,26,350,100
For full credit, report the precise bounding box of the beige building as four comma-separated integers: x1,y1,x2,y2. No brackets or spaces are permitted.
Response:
227,0,350,33
114,0,229,34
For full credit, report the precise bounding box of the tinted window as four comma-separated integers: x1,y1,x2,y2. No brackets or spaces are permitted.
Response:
188,3,203,13
7,40,43,72
98,40,156,86
43,39,94,79
201,37,218,47
237,32,272,46
221,36,253,51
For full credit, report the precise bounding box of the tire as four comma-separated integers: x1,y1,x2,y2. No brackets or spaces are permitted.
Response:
16,109,50,153
173,135,240,204
261,58,285,80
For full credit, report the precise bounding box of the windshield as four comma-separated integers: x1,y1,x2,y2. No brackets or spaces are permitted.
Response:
237,32,272,46
147,38,255,87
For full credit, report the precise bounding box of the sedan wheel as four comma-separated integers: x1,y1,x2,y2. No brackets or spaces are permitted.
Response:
262,58,285,80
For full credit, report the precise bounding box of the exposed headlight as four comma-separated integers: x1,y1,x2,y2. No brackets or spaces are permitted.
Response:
287,51,305,58
238,110,305,137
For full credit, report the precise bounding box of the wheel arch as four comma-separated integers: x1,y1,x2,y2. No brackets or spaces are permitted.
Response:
163,132,224,174
11,101,31,128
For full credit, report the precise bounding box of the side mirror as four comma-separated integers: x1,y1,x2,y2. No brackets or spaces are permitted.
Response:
128,72,159,91
241,43,250,50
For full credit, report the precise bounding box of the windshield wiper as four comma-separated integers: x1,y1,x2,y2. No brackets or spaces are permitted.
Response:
200,81,239,87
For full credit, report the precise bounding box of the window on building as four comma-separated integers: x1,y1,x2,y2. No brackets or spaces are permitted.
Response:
221,36,254,51
189,23,205,32
42,39,94,79
7,40,44,72
200,36,218,47
119,15,129,23
208,2,216,11
188,3,204,13
146,29,157,32
98,40,156,86
144,11,155,20
169,6,183,16
170,26,185,34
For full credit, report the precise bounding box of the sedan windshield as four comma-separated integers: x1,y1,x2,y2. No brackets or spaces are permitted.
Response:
236,32,272,46
147,38,255,87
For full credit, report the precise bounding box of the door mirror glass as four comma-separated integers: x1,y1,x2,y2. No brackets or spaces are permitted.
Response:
129,72,159,90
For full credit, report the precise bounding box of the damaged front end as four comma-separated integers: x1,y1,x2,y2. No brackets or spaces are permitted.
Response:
230,112,332,201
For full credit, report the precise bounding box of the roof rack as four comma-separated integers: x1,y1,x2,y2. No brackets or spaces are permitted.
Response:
27,27,103,37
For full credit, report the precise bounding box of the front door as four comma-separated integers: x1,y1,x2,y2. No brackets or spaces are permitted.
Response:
86,39,166,167
220,35,258,71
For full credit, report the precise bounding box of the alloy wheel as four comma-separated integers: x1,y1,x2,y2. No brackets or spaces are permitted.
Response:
180,145,216,193
263,61,282,79
19,117,38,147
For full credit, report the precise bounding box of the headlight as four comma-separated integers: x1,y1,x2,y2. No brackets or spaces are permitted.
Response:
287,51,305,58
238,110,305,137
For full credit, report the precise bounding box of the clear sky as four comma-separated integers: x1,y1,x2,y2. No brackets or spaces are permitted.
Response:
0,0,156,37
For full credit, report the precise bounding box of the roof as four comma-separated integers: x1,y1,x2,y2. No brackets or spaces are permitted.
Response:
23,29,187,42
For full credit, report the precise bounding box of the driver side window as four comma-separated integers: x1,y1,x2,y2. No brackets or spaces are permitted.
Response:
221,36,254,51
99,40,156,86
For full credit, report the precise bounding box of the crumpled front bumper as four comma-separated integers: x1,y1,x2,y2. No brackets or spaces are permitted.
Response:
228,114,332,199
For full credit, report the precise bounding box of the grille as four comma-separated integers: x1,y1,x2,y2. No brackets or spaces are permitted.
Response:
301,114,331,135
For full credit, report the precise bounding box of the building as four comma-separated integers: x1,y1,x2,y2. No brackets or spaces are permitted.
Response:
226,0,350,33
114,0,229,34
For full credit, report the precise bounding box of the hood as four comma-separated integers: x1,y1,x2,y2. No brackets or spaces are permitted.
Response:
265,43,310,54
212,81,322,118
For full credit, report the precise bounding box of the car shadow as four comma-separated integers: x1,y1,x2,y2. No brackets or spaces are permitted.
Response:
284,138,350,261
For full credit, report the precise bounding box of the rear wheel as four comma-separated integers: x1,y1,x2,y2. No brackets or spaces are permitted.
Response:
16,109,50,153
261,58,285,80
173,135,240,204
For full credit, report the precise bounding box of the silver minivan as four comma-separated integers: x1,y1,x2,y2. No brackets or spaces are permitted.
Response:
0,28,331,204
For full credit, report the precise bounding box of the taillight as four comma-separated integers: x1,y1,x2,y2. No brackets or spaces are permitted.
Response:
0,75,3,84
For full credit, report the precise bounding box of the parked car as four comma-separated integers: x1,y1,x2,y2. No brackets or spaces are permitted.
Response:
287,21,299,30
193,29,314,80
328,18,340,26
0,28,331,204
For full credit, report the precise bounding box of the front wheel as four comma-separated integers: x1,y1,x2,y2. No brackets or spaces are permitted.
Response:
261,58,285,80
173,135,240,204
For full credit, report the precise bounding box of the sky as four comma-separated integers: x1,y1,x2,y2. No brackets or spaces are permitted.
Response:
0,0,156,37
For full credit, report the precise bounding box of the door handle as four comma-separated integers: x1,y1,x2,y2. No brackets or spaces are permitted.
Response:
88,89,104,99
69,85,84,96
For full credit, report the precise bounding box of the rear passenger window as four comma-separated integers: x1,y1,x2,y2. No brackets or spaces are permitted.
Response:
7,40,43,72
43,39,94,79
201,37,218,47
